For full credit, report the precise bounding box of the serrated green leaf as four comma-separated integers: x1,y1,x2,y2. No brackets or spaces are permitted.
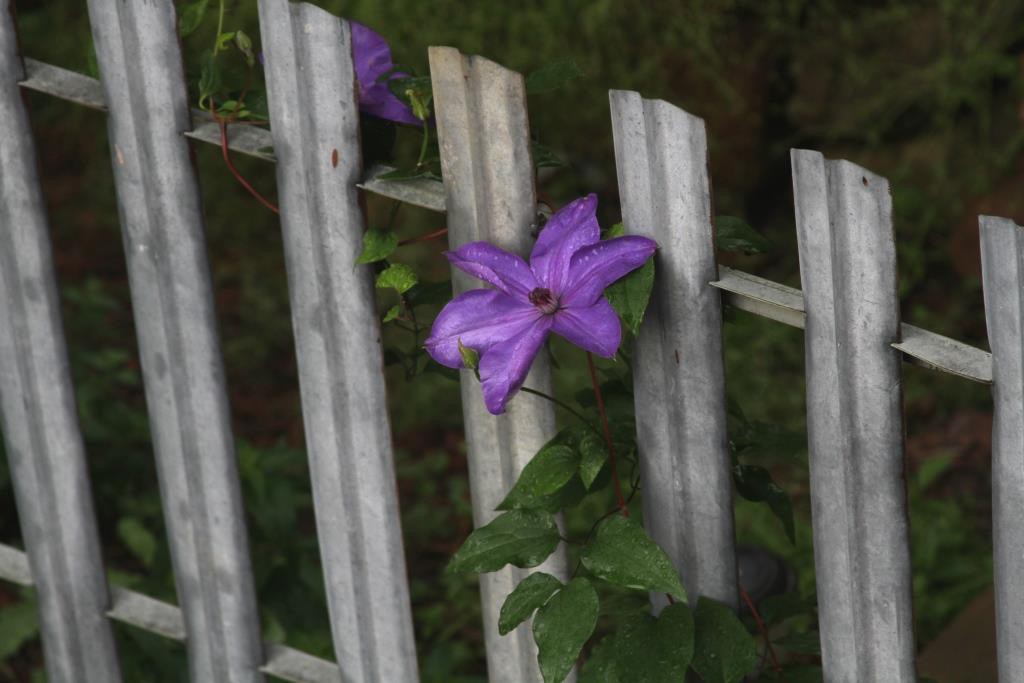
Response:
0,598,38,659
579,634,620,682
499,572,562,635
526,59,584,94
578,430,606,490
375,263,418,294
580,515,685,598
178,0,209,37
447,510,560,574
715,216,771,254
357,230,399,264
613,602,694,682
691,597,758,683
605,258,655,336
117,516,157,568
382,305,401,323
533,577,599,683
498,444,579,511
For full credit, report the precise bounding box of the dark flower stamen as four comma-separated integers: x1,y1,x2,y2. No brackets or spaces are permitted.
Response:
529,287,559,315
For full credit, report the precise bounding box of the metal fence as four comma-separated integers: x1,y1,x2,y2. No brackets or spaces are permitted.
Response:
0,1,1019,682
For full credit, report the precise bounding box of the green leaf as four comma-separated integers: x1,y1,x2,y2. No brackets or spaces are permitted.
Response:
613,602,694,682
357,230,399,264
579,634,620,682
578,430,606,490
447,510,560,574
382,305,401,323
580,515,685,599
526,59,584,94
715,216,771,254
117,516,157,568
759,592,811,625
0,597,38,659
533,142,566,169
234,30,255,67
405,280,452,307
731,464,795,543
605,222,626,239
691,597,758,683
499,572,563,635
375,263,418,294
178,0,209,37
775,630,822,655
198,50,222,109
458,340,479,371
605,257,655,336
216,31,237,52
498,444,579,511
533,578,599,683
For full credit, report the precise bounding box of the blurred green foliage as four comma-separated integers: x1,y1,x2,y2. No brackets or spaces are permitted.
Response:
1,0,1016,679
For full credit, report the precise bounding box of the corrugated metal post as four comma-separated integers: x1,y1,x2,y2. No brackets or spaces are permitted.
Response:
608,90,737,611
255,3,418,681
429,46,569,682
0,5,121,681
791,149,915,682
83,1,265,680
979,215,1024,683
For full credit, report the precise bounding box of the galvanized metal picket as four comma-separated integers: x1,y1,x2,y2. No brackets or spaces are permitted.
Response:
84,0,265,680
608,91,737,611
429,46,571,682
980,216,1024,683
792,151,915,681
3,1,1024,682
256,2,418,681
0,7,121,682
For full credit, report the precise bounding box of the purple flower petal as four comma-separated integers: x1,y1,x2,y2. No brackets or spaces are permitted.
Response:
530,194,600,294
559,235,657,308
425,289,541,368
552,298,621,358
479,316,554,414
446,242,539,300
350,21,421,126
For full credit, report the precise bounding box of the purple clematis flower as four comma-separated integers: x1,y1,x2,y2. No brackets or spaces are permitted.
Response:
425,194,657,415
350,21,422,126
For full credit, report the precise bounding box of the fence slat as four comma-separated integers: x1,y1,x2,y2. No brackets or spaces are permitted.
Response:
791,149,915,681
83,1,264,680
429,46,571,682
979,215,1024,682
254,3,419,681
0,10,121,681
608,90,737,609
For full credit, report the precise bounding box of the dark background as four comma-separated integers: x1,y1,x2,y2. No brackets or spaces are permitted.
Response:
1,1,1016,680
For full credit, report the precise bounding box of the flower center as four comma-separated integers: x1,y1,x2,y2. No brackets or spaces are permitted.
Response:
529,287,559,315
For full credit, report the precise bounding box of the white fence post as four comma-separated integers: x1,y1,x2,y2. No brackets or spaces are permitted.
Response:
608,90,738,610
429,46,571,682
791,149,915,681
84,1,265,679
0,8,121,682
255,2,419,681
979,215,1024,683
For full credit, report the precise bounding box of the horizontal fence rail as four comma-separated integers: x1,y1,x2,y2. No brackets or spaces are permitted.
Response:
609,90,737,610
1,10,1018,682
